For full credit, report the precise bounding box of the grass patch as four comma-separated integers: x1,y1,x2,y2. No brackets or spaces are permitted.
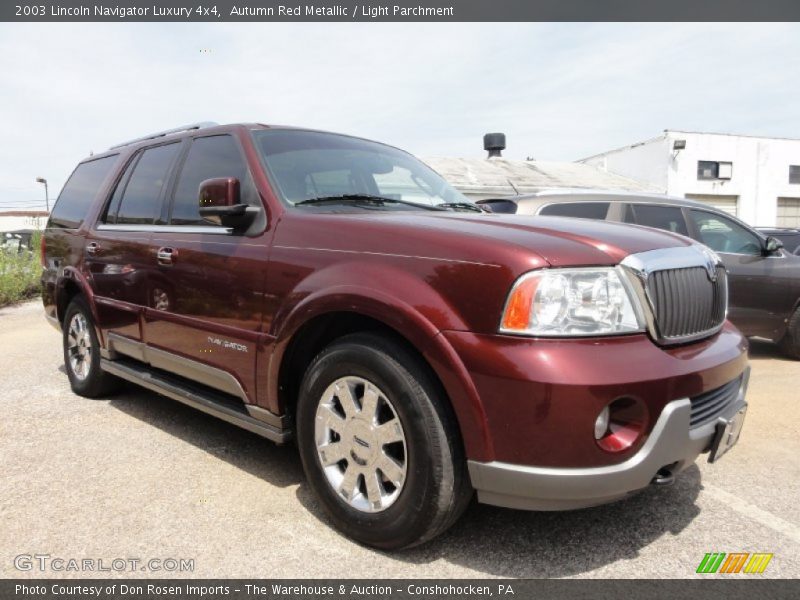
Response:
0,231,41,307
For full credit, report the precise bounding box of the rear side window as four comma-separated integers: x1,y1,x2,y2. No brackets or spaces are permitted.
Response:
170,135,251,225
630,204,688,236
538,202,610,219
49,155,118,229
113,143,180,225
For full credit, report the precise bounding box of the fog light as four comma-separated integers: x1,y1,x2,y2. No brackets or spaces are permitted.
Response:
594,406,610,439
595,397,648,453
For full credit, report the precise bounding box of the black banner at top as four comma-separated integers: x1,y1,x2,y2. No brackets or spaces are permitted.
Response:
3,0,800,22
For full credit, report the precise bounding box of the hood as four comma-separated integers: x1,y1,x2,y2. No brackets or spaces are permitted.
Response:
319,211,694,268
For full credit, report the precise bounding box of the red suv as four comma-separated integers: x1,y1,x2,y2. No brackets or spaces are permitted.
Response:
42,123,749,549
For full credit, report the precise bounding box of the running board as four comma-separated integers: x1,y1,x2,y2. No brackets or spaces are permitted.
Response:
100,358,291,444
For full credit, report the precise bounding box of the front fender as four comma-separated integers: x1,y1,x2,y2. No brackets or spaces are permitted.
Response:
266,264,494,461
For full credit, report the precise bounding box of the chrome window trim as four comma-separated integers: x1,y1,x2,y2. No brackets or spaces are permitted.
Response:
96,224,232,235
620,245,728,346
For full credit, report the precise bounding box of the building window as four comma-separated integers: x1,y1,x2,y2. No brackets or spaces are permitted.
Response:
697,160,733,181
790,165,800,185
777,198,800,227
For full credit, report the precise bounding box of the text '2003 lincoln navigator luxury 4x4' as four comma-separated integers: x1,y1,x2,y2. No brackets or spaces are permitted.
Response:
42,123,749,549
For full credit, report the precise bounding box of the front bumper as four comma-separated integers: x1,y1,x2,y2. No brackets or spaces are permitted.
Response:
468,370,749,511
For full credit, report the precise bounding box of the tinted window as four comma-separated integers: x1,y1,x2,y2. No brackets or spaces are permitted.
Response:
538,202,609,219
49,155,118,229
371,165,448,204
103,155,137,224
302,169,359,198
690,210,762,255
170,136,250,225
631,204,688,235
775,234,800,253
115,143,180,225
253,130,467,206
622,203,636,223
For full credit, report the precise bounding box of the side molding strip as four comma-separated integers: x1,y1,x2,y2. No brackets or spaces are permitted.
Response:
107,332,247,400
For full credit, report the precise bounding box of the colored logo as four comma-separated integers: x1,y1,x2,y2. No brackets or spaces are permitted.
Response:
696,552,773,574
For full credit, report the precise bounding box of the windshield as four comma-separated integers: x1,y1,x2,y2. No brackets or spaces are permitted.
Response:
252,129,469,207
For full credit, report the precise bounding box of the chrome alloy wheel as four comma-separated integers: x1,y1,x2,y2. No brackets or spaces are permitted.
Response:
314,376,408,513
67,312,92,381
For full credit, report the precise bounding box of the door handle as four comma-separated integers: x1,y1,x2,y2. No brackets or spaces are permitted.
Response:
86,242,100,255
157,247,177,265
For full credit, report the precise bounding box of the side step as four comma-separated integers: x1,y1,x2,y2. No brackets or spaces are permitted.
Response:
100,358,291,444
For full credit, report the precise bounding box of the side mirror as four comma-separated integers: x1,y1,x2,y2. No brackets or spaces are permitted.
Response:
198,177,256,230
765,236,784,254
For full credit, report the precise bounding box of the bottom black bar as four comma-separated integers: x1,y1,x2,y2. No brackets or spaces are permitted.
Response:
2,579,799,600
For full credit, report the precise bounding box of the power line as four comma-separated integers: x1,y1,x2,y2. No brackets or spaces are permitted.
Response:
0,200,50,205
0,205,50,209
0,201,49,204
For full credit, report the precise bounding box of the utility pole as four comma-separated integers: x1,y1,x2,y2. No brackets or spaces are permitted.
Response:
35,177,49,212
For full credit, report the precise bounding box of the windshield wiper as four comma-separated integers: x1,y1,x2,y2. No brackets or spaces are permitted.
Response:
295,194,446,211
437,202,488,213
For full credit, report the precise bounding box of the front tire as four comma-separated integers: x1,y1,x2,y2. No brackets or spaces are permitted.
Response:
780,306,800,360
62,297,121,397
296,333,471,549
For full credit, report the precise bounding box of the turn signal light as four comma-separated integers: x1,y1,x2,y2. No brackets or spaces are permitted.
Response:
500,276,538,331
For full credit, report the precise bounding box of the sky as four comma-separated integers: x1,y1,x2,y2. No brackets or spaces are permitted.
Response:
1,22,799,210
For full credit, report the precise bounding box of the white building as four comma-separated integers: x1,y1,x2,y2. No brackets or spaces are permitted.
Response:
0,210,49,232
579,130,800,227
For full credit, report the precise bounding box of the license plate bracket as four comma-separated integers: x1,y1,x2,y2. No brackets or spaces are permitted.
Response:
708,404,747,463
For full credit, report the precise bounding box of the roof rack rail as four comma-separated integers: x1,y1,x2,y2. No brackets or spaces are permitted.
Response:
109,122,219,149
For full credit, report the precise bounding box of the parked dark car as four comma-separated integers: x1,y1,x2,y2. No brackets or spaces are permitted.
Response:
756,227,800,255
2,230,36,254
479,190,800,359
43,124,748,549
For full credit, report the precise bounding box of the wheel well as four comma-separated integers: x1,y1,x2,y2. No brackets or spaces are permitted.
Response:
56,280,82,324
278,312,449,423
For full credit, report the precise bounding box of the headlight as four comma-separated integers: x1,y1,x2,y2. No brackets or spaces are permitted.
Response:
499,267,645,336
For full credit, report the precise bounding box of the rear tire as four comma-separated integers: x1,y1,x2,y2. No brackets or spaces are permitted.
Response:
62,297,121,397
296,332,471,549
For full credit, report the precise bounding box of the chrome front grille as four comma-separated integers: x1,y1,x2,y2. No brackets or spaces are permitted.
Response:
621,245,729,346
647,267,727,341
690,376,741,428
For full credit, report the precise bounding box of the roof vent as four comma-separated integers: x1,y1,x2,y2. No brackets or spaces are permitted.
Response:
484,133,506,158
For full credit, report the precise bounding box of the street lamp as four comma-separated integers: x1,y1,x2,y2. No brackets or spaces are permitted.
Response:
35,177,49,212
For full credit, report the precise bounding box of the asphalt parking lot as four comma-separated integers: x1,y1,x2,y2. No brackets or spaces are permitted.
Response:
1,299,799,579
